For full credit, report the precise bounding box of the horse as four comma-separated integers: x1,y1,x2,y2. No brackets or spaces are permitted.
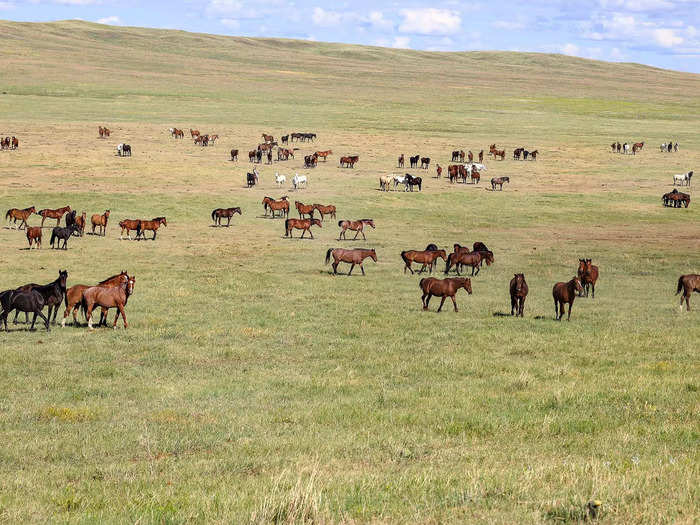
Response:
37,205,71,227
5,206,35,229
623,143,630,154
90,210,110,236
74,211,86,236
0,270,68,330
136,217,167,240
209,134,219,145
420,157,430,169
262,133,274,143
285,218,321,239
467,151,473,163
117,144,131,157
281,135,289,145
292,174,308,189
420,277,472,312
211,207,241,227
313,204,336,220
60,271,128,327
379,175,393,192
295,201,315,219
25,226,42,249
663,189,690,208
338,219,374,240
398,154,405,168
510,273,528,317
275,173,286,186
577,258,599,298
247,172,257,188
633,142,644,151
491,177,510,191
190,129,200,138
409,155,420,169
451,151,461,162
230,149,239,161
325,248,377,275
305,154,318,168
677,274,700,311
436,164,442,178
673,171,693,187
513,148,523,160
492,149,505,160
339,155,358,168
316,150,332,162
119,219,141,239
447,165,460,183
249,150,256,162
471,169,481,184
401,249,447,274
445,251,484,276
393,174,407,189
50,224,79,249
553,277,584,321
478,150,484,163
404,174,422,191
265,197,290,218
530,150,538,160
82,275,135,329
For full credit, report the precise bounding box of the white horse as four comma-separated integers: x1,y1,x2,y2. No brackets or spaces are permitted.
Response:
275,172,286,186
463,163,487,173
393,174,406,190
623,143,630,154
168,127,175,136
292,173,307,189
660,143,667,152
673,171,693,187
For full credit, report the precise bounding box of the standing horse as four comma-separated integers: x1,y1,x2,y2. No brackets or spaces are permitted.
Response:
5,206,36,229
325,248,377,275
119,219,141,239
338,219,374,240
293,174,308,189
50,224,79,249
553,277,584,321
379,175,393,192
26,227,42,249
37,205,71,227
445,251,484,276
530,150,538,160
510,273,528,317
211,207,241,226
61,271,128,327
230,149,239,161
315,150,332,162
295,201,315,219
401,249,447,274
74,211,87,236
676,274,700,311
409,155,420,168
398,154,404,168
420,277,472,312
673,171,693,187
313,204,336,220
420,157,430,169
436,164,442,178
491,177,510,190
577,259,599,298
404,174,422,191
91,210,110,236
136,217,167,240
0,289,50,331
284,218,321,239
82,275,135,329
264,197,290,218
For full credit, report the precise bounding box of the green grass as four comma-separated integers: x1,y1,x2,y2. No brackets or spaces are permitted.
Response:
0,20,698,524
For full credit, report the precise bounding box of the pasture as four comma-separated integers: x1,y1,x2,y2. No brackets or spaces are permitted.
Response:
0,20,698,523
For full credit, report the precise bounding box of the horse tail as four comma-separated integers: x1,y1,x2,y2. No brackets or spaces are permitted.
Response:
325,248,333,265
4,209,10,220
50,230,56,246
676,276,684,295
284,218,290,235
211,209,217,222
337,220,343,227
401,251,410,265
419,278,426,289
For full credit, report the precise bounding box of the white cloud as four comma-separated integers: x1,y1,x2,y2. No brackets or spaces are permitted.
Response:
220,18,240,29
96,16,121,25
399,8,461,35
206,0,242,15
367,11,393,31
492,20,525,30
312,7,342,27
562,43,580,56
392,36,410,49
652,28,683,47
0,1,15,9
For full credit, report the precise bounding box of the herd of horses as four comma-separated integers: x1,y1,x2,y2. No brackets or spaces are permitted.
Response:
1,136,19,150
610,141,645,155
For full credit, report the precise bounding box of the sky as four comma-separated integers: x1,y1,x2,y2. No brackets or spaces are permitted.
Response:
1,0,699,73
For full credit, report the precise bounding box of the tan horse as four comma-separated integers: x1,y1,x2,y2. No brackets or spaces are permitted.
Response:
5,206,35,229
62,272,128,327
37,205,71,227
91,210,110,236
325,248,377,275
420,277,472,312
83,275,135,329
676,274,700,311
338,219,374,240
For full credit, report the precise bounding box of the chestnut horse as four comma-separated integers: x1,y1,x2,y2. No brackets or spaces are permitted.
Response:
119,219,140,239
510,273,528,317
553,277,584,321
211,207,241,226
420,277,472,312
338,219,374,240
285,218,321,238
325,248,377,275
263,197,290,218
401,249,447,274
577,258,599,298
5,206,35,229
315,150,332,161
295,201,315,219
445,251,485,276
230,149,239,161
398,154,404,168
75,211,86,236
676,274,700,311
91,210,110,236
313,204,336,220
26,227,42,249
61,271,128,327
136,217,167,240
82,275,135,329
37,205,71,227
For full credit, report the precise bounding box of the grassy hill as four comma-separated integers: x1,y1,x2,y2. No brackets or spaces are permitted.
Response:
0,20,698,524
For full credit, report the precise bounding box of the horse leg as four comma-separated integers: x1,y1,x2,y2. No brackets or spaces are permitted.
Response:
36,310,50,331
591,283,595,299
332,262,338,274
567,301,573,321
360,264,365,276
421,292,428,310
308,229,314,239
227,217,231,227
86,303,95,329
418,264,427,274
353,229,359,240
425,294,432,309
116,303,127,329
451,296,458,312
361,231,366,240
30,311,38,331
348,264,355,276
511,295,516,316
437,296,446,312
685,293,691,311
555,300,560,320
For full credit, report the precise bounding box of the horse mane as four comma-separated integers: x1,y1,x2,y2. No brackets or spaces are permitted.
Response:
98,272,126,285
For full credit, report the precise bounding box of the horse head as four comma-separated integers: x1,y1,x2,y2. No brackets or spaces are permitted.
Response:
462,278,473,294
369,249,377,262
58,269,68,290
127,276,136,296
513,273,525,294
573,277,584,294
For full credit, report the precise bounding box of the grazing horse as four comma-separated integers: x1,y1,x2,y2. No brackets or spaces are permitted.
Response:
284,218,321,239
510,273,528,317
61,271,128,327
136,217,167,240
663,189,690,208
577,258,599,298
401,249,447,274
295,201,315,219
420,277,472,312
338,219,374,240
211,207,241,226
379,175,393,192
398,154,405,168
325,248,377,275
74,211,86,236
676,274,700,311
673,171,693,187
491,177,510,190
50,224,79,249
404,174,422,191
315,150,332,162
83,275,135,329
420,157,430,169
37,205,71,227
26,227,42,249
313,204,336,220
119,219,141,239
90,210,110,236
553,277,584,321
409,155,420,168
230,149,239,161
5,206,35,229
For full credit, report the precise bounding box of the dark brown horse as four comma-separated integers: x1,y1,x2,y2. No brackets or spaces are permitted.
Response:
211,207,241,226
445,251,485,276
398,154,404,168
338,219,374,240
295,201,315,219
577,259,599,298
420,277,472,312
82,275,135,329
37,205,71,227
119,219,141,240
285,218,321,238
325,248,377,275
401,249,447,274
230,149,239,161
510,273,528,317
313,204,336,220
61,271,128,327
136,217,167,240
26,227,42,249
5,206,35,229
491,177,510,190
676,274,700,311
553,277,584,321
91,210,110,236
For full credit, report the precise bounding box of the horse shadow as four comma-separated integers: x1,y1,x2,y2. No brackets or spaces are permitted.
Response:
492,312,512,317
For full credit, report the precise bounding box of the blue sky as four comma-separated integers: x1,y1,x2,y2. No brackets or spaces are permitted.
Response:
1,0,699,73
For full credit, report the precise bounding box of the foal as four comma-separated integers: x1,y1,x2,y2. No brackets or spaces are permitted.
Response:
676,274,700,311
91,210,110,236
510,273,528,317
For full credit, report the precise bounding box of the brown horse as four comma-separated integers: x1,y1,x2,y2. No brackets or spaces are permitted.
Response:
285,218,321,238
211,207,241,226
530,150,538,160
5,206,35,229
262,133,274,143
493,149,506,160
338,219,374,240
325,248,377,275
398,154,404,168
436,164,442,178
420,277,472,312
510,273,528,317
136,217,167,240
313,204,336,220
75,211,87,236
230,149,239,161
577,258,599,298
119,219,141,239
445,250,485,276
90,210,110,236
315,150,332,161
26,227,42,249
478,150,484,163
37,205,71,227
295,201,315,219
401,249,447,274
491,177,510,190
553,277,584,321
676,274,700,311
61,271,128,327
83,275,135,329
264,197,290,218
190,129,200,138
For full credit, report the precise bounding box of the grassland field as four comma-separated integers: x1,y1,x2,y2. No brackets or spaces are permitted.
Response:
0,20,698,524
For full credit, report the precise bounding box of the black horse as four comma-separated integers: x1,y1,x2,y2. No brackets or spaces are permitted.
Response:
247,172,257,188
1,270,68,328
50,224,79,249
0,289,50,331
64,210,81,236
404,174,422,192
